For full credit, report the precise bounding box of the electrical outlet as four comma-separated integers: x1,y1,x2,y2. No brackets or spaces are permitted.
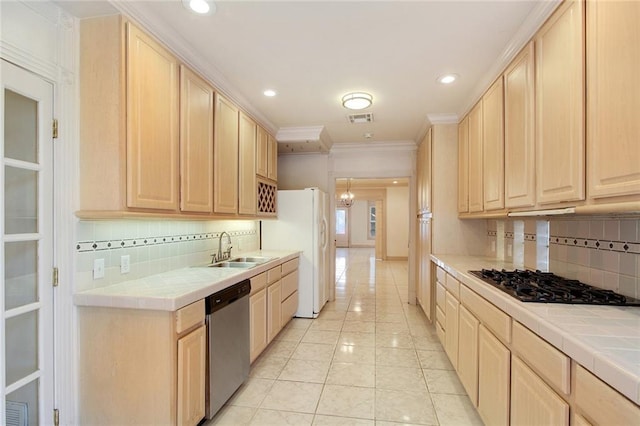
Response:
121,255,130,274
93,258,105,279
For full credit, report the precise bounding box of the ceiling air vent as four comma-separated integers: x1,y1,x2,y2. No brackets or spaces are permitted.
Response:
347,113,373,124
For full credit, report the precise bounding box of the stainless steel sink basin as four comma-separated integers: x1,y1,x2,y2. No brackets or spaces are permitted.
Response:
207,261,258,269
228,256,273,264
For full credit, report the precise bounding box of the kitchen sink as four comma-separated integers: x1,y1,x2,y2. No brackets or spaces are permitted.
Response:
228,256,273,264
207,261,258,269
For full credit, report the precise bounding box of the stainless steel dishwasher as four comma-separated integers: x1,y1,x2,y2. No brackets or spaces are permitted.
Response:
205,279,251,418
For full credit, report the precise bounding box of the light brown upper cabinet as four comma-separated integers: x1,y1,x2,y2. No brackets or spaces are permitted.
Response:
468,102,484,213
586,0,640,200
458,117,470,213
180,66,214,213
80,16,180,213
535,0,585,205
213,94,239,214
256,126,269,178
504,42,536,208
239,112,257,215
482,78,505,211
267,134,278,181
417,128,432,213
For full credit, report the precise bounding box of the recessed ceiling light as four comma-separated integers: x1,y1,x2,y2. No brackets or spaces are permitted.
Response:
342,92,373,110
263,89,276,97
363,132,374,139
437,74,458,84
393,180,398,184
183,0,215,15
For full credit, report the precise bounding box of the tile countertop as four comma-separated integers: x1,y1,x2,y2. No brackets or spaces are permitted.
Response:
74,251,301,312
431,254,640,406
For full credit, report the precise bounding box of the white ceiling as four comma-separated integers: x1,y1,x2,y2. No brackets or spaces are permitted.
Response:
57,0,559,148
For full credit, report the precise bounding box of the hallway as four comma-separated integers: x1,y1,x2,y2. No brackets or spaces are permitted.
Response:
209,248,482,425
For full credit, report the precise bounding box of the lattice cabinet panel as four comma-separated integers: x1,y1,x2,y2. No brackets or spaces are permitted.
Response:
257,180,277,216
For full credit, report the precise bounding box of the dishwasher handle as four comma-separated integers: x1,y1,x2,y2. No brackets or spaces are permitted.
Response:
206,279,251,314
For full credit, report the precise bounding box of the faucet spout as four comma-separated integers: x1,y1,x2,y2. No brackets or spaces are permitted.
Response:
216,231,233,262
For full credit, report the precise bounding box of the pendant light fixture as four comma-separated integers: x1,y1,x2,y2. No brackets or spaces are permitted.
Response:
340,179,355,208
342,92,373,110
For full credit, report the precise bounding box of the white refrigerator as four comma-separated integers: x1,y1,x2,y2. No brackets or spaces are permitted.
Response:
261,188,330,318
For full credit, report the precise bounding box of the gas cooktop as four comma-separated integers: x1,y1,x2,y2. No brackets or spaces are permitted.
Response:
469,269,640,306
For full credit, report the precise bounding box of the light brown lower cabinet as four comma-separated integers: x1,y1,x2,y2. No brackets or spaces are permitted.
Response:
444,291,459,369
457,304,479,406
478,324,510,426
249,288,268,363
267,281,283,342
510,356,569,426
177,325,207,426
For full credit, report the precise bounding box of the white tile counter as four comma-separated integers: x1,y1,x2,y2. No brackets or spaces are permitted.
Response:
431,254,640,406
74,251,300,311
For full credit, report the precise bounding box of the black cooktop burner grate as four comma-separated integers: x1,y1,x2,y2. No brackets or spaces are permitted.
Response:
468,269,640,306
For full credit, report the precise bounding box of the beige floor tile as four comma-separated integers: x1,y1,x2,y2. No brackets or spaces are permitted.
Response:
302,329,341,345
417,350,454,370
228,378,275,408
375,322,409,335
431,393,483,426
317,385,375,419
339,331,376,347
375,365,427,391
291,342,336,362
345,311,376,322
207,405,256,425
262,339,298,358
375,347,420,369
423,369,467,395
375,312,407,323
375,421,424,426
317,310,347,321
249,408,314,425
412,335,444,351
286,318,314,330
275,327,307,343
342,320,376,333
333,344,376,365
278,358,330,383
312,414,374,425
249,356,288,379
326,362,376,388
260,380,324,413
375,332,414,349
375,388,437,425
309,319,345,332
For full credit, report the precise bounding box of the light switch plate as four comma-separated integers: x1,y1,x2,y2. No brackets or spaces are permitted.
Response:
93,258,105,279
121,255,130,274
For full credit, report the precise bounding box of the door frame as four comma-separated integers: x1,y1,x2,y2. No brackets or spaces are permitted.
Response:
335,207,349,248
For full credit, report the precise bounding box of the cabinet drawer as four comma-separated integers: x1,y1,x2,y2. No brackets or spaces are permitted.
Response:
574,363,640,425
512,321,570,395
281,270,298,301
460,285,511,343
445,274,460,298
176,299,205,334
436,320,445,344
281,291,298,324
267,265,281,284
436,281,446,309
281,258,299,276
436,306,445,330
436,266,446,285
250,272,267,295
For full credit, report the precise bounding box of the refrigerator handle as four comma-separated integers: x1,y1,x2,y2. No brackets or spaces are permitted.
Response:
320,217,329,250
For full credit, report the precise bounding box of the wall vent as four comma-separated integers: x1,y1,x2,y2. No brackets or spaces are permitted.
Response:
347,113,373,124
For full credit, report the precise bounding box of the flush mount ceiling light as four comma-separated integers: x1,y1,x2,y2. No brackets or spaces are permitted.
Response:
437,74,458,84
342,92,373,110
263,89,276,97
183,0,215,15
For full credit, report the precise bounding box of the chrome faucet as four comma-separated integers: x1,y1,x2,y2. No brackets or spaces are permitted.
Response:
213,231,233,263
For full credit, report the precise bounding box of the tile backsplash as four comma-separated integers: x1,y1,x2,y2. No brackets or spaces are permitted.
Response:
76,219,260,292
487,217,640,298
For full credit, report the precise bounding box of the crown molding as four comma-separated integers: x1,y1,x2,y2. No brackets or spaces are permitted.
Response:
110,0,278,135
330,140,417,154
458,0,561,118
427,113,459,124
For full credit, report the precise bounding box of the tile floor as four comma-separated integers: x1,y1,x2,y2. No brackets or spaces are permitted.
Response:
207,248,483,425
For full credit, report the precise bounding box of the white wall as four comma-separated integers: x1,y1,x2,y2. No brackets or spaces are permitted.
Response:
386,186,410,258
277,153,330,192
349,200,375,247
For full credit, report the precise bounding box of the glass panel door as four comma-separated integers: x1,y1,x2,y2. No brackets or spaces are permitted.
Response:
2,60,54,426
335,208,349,248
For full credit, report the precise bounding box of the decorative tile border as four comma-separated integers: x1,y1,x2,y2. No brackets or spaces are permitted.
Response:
524,233,536,242
550,236,640,254
505,231,514,240
487,230,497,237
76,230,256,253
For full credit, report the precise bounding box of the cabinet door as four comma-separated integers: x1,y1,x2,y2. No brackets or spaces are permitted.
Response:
504,42,536,208
126,22,179,210
458,305,479,406
535,0,585,205
267,134,278,181
256,126,269,178
417,128,432,212
468,102,484,212
416,218,432,320
587,0,640,199
250,289,268,363
482,77,505,211
267,282,282,342
213,94,239,213
511,356,569,426
180,66,214,213
478,325,510,426
177,325,206,426
444,291,459,369
458,117,469,213
239,112,257,215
